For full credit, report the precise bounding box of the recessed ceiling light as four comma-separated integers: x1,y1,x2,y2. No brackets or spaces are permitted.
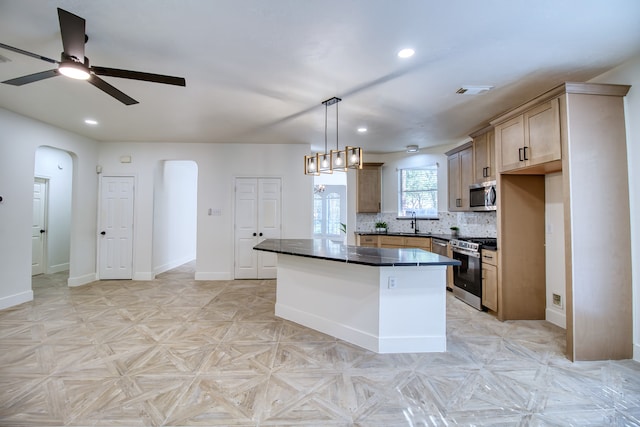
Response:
357,127,367,133
397,48,415,58
84,119,98,125
406,145,419,153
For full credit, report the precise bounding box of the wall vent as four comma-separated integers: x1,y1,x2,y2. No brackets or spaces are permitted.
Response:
456,85,494,95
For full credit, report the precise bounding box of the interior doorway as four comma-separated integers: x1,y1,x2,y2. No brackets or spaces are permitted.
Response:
32,147,73,278
152,160,198,278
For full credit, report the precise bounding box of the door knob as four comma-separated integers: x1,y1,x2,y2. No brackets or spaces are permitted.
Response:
100,231,106,235
39,229,45,234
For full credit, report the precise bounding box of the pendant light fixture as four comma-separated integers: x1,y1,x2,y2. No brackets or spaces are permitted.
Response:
304,96,364,174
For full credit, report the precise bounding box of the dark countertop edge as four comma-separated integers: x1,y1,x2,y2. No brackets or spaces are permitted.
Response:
254,247,461,267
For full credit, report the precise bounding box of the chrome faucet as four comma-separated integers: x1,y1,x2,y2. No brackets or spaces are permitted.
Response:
411,211,419,234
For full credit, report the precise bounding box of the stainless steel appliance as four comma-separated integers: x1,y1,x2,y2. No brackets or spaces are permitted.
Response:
450,237,497,310
430,237,451,290
469,180,497,211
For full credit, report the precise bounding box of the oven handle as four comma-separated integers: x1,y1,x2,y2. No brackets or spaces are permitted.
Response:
452,248,480,258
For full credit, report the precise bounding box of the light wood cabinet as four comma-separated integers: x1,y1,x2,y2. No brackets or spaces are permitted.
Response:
472,127,495,182
496,98,561,173
446,142,473,211
356,163,383,213
356,234,432,252
490,82,632,361
481,249,498,312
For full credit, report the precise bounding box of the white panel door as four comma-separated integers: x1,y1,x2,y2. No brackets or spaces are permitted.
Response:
257,178,281,278
32,178,47,276
234,179,259,279
234,178,281,279
99,176,134,279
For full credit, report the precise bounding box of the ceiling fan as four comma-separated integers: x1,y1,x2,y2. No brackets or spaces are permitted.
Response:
0,8,186,105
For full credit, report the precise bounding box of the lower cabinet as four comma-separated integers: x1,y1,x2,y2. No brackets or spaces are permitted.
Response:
357,235,379,247
356,234,433,251
481,249,498,312
379,235,405,248
402,236,432,252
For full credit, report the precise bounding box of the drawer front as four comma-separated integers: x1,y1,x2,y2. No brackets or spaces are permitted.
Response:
358,235,379,247
481,249,497,266
379,236,405,246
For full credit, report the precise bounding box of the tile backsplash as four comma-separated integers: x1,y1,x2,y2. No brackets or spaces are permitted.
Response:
356,211,497,237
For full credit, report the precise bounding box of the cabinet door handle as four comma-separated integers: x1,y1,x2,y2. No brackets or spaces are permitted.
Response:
253,232,257,236
518,147,524,161
523,146,529,161
259,232,263,237
456,198,461,207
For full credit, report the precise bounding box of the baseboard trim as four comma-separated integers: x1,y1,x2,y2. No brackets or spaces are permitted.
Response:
0,290,34,310
194,272,232,280
48,263,69,274
545,308,566,329
634,343,640,363
67,273,97,287
133,272,153,281
154,256,195,276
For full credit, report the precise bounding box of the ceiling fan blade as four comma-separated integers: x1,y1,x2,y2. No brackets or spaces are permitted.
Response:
2,69,59,86
57,8,86,62
88,75,138,105
0,42,58,64
92,66,186,86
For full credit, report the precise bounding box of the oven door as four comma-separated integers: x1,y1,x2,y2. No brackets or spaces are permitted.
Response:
451,248,482,298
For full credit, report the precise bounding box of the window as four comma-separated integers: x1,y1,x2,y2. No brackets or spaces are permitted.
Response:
398,166,438,218
313,185,346,238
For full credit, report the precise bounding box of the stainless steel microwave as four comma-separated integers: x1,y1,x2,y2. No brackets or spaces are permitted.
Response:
469,181,497,211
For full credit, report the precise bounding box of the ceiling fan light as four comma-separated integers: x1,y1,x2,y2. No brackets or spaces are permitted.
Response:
59,62,90,80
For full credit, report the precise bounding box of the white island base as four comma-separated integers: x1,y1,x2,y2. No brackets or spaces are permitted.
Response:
274,254,447,353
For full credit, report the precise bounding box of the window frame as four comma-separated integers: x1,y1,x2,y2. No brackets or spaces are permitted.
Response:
397,165,439,219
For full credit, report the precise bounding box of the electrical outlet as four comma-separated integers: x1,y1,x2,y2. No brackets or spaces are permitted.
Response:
388,277,397,289
553,293,562,308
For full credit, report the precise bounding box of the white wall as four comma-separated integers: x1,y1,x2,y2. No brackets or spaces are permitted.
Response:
545,172,566,328
97,142,313,280
34,146,73,273
0,108,99,308
589,55,640,361
362,147,452,215
152,160,198,275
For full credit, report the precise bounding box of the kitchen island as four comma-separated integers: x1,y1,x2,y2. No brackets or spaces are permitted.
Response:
253,239,460,353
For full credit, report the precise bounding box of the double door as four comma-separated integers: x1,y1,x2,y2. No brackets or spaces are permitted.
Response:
234,178,281,279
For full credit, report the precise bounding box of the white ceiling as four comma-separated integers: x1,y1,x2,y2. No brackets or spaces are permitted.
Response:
1,0,639,153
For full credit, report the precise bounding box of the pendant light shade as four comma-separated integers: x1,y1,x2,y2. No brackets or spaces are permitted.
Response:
304,96,363,174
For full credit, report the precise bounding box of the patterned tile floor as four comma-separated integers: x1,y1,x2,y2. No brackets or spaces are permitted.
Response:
1,262,639,426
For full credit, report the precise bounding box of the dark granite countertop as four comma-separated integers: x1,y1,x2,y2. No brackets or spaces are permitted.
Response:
253,238,461,267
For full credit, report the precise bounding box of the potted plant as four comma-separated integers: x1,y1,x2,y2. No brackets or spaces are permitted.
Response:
450,226,459,237
375,221,388,233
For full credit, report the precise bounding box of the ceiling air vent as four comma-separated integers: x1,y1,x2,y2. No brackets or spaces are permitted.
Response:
456,85,493,95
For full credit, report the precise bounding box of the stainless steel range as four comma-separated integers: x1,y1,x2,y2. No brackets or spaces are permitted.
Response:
450,237,497,310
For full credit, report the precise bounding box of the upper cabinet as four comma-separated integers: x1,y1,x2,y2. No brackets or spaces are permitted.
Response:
356,163,383,213
496,98,561,173
446,142,473,211
471,126,495,182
